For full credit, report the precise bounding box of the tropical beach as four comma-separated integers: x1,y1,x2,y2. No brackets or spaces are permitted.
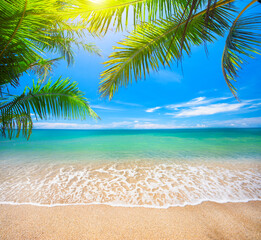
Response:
1,129,261,238
1,0,261,239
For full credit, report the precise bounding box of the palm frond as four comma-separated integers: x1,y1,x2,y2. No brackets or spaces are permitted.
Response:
222,0,261,99
72,0,212,35
1,77,99,120
28,57,64,82
99,0,234,99
0,77,99,139
0,112,33,140
0,0,100,87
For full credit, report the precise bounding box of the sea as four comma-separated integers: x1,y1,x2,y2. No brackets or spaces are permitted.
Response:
0,128,260,208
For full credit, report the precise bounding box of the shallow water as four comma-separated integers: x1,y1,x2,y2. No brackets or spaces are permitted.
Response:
0,129,261,208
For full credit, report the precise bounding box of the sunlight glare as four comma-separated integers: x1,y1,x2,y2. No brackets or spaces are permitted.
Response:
89,0,104,4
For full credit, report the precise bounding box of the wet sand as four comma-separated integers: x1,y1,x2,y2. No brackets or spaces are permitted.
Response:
0,201,261,240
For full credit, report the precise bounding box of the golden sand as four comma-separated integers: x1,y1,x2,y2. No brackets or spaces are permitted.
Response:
0,201,261,240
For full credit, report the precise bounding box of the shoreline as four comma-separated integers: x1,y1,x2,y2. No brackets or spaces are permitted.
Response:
0,198,260,208
1,201,261,239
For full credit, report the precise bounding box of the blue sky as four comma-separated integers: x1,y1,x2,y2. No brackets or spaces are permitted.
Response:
21,2,261,129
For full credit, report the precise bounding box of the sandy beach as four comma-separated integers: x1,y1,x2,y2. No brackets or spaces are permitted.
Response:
0,201,260,240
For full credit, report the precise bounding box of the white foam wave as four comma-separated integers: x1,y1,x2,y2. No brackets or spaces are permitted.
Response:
0,162,260,208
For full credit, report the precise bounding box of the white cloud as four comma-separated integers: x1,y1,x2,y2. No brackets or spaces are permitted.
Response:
112,100,142,107
133,123,177,129
145,106,162,113
247,101,261,109
34,121,134,130
210,117,261,127
167,97,207,109
146,96,260,118
195,124,207,128
166,96,230,110
174,102,245,117
33,120,192,130
33,116,261,130
34,122,94,129
133,122,209,129
120,117,157,122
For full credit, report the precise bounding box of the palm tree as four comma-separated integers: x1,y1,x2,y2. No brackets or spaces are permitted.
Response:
79,0,261,100
2,0,260,138
0,0,101,139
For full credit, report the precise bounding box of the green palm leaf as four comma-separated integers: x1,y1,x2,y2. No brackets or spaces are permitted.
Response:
222,0,261,99
72,0,186,34
0,0,100,88
99,0,234,99
0,112,33,139
0,77,99,139
28,57,64,82
71,0,223,35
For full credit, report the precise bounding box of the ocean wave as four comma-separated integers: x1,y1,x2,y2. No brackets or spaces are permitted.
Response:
0,162,260,208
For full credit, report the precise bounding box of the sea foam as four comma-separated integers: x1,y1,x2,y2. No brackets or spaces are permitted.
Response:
0,162,260,208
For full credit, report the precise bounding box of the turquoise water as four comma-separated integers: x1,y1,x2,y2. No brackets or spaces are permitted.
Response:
0,129,261,207
1,128,261,163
